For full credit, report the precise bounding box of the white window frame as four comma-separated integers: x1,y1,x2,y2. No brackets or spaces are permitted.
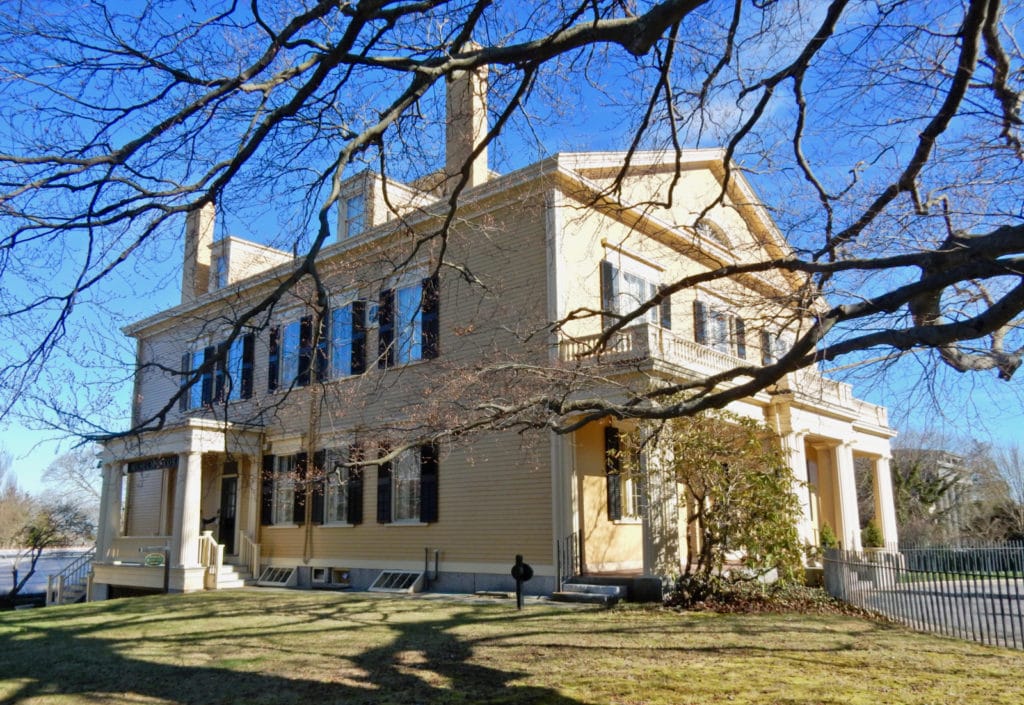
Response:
323,448,352,525
392,448,422,524
272,455,297,525
696,295,744,357
620,471,642,520
223,335,245,401
344,194,365,238
329,297,358,378
761,330,793,365
604,249,663,326
213,253,228,290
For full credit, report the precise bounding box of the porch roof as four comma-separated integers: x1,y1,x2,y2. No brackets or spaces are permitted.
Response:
101,417,263,464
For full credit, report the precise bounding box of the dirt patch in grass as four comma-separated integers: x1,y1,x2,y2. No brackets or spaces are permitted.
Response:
0,590,1020,704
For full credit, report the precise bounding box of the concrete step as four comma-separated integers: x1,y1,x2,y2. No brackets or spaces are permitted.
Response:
560,583,626,598
217,565,251,581
550,590,620,606
215,578,247,590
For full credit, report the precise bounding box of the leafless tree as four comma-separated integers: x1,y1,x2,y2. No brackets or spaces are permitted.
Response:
41,447,101,525
0,1,1021,445
0,452,36,548
992,443,1024,538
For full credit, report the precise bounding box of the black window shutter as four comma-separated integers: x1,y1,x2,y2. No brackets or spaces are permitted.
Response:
267,326,280,392
378,289,394,369
351,301,367,374
600,260,617,330
315,315,329,383
605,426,623,521
376,446,392,523
420,443,439,523
734,317,747,359
659,285,672,330
179,352,190,412
347,443,364,525
421,274,440,359
693,301,707,345
260,454,275,526
761,330,773,366
311,450,325,525
214,342,227,402
297,315,313,386
241,333,255,399
199,345,215,405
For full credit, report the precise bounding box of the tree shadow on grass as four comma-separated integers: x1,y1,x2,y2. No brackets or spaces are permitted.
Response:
0,591,594,705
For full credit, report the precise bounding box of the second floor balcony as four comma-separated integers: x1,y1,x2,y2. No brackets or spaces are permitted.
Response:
559,323,888,428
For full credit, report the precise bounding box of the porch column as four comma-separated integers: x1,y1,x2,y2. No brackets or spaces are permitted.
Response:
170,451,202,569
873,455,899,548
833,442,862,550
783,432,815,547
642,442,680,577
95,462,124,562
550,431,579,581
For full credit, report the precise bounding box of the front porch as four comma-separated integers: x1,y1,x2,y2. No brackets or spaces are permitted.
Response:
95,418,263,598
550,405,900,594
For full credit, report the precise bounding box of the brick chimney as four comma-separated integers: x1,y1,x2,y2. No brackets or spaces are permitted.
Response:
444,47,488,195
181,200,214,305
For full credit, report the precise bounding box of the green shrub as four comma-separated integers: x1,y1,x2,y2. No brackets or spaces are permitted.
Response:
861,520,884,548
819,523,838,549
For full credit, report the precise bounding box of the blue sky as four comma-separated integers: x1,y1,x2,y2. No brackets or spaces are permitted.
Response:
2,1,1021,492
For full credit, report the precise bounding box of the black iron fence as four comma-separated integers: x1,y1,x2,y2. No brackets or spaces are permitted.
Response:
824,544,1024,650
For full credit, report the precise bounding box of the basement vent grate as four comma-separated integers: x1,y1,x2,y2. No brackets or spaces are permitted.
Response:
368,570,424,593
257,566,297,587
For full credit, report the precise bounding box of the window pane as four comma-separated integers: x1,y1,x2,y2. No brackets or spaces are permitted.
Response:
393,450,421,522
273,456,296,524
325,452,349,523
331,305,352,377
396,284,422,363
226,337,244,401
614,270,659,324
710,310,730,353
346,196,365,237
188,349,204,408
280,320,301,385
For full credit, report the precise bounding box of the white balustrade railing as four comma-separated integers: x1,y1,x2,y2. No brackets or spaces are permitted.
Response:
559,323,888,424
239,531,261,579
198,531,224,589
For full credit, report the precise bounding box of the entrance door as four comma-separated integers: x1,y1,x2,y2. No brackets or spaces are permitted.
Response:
218,474,238,554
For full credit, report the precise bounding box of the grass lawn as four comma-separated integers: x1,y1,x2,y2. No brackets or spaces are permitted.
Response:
1,590,1021,704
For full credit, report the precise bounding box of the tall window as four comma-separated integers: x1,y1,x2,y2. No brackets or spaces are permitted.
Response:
395,285,423,363
600,259,671,330
213,254,228,290
376,444,439,524
268,316,313,391
328,301,366,377
220,334,254,401
316,446,364,525
345,194,365,238
692,300,746,359
260,453,307,526
378,275,439,368
605,427,642,521
273,455,297,525
181,333,254,411
760,330,791,365
188,348,208,409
